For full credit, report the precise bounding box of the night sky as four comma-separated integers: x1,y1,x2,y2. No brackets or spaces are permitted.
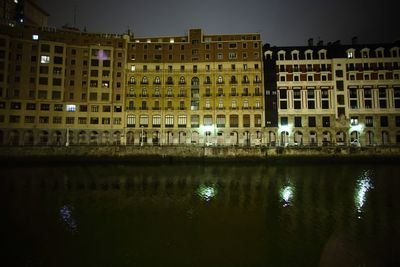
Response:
37,0,400,46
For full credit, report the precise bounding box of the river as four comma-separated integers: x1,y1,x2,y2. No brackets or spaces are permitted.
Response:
1,162,399,266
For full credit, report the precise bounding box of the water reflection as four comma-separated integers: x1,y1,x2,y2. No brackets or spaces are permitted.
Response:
280,183,294,207
59,205,78,234
196,184,218,201
355,170,374,218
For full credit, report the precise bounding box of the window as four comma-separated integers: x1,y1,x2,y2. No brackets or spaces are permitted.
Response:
294,117,302,127
140,115,148,127
350,116,358,126
308,117,316,127
322,116,330,127
66,117,75,124
230,115,239,127
216,115,225,128
178,115,187,127
380,116,388,127
191,115,200,128
66,104,76,112
165,115,174,127
280,117,288,126
365,116,373,127
127,115,136,127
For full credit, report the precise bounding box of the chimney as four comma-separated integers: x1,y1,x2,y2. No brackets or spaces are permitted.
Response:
308,38,314,47
351,36,358,45
317,40,323,46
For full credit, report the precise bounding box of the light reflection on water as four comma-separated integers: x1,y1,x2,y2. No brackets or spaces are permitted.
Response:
280,182,294,207
196,184,218,201
1,163,399,267
59,205,78,234
355,170,374,218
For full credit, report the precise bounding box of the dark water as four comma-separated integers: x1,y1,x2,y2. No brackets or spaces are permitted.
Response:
1,162,399,267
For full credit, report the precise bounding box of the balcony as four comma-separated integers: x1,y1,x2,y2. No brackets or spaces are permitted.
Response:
152,94,161,97
241,93,249,96
178,93,187,97
230,93,238,96
126,93,136,97
139,94,148,97
152,107,161,110
203,93,212,97
166,93,174,97
229,80,238,85
253,93,262,96
242,80,250,84
139,107,148,110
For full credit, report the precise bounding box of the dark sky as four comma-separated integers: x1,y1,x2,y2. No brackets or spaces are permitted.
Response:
37,0,400,46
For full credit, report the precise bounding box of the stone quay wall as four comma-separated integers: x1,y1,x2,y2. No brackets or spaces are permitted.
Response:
1,145,400,163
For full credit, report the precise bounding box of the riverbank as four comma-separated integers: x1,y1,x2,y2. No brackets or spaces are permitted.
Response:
0,145,400,164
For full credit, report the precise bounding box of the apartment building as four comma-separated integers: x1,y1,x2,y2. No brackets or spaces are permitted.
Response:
263,40,400,146
125,29,264,146
0,26,264,146
0,24,128,145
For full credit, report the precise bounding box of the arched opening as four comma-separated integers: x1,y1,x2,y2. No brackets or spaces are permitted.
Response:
381,131,389,145
191,77,199,86
217,131,224,145
67,130,74,145
280,131,289,146
166,131,173,145
52,131,62,145
366,131,374,146
39,131,49,145
322,131,331,146
294,131,303,146
230,131,239,146
309,131,317,146
140,130,147,145
113,131,121,145
78,131,87,145
336,131,346,145
126,131,135,145
244,131,250,146
350,131,359,142
23,130,34,145
152,131,159,145
178,131,186,145
268,131,276,147
90,131,99,145
255,131,262,146
191,131,199,144
9,130,19,145
102,131,110,145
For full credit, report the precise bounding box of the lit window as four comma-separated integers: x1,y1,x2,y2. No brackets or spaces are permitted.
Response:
131,65,136,72
66,104,76,112
32,34,39,40
347,51,353,59
350,117,359,126
40,55,50,64
170,38,174,43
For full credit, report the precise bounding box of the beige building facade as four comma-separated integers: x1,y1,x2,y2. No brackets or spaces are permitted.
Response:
0,26,264,146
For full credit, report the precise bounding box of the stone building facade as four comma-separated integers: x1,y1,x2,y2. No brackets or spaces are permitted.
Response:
0,25,264,146
263,41,400,147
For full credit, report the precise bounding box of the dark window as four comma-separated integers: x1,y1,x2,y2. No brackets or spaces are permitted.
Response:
280,101,287,109
308,117,316,127
396,116,400,127
308,101,315,109
322,116,330,127
380,116,388,127
294,117,302,127
379,100,387,108
294,101,301,109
